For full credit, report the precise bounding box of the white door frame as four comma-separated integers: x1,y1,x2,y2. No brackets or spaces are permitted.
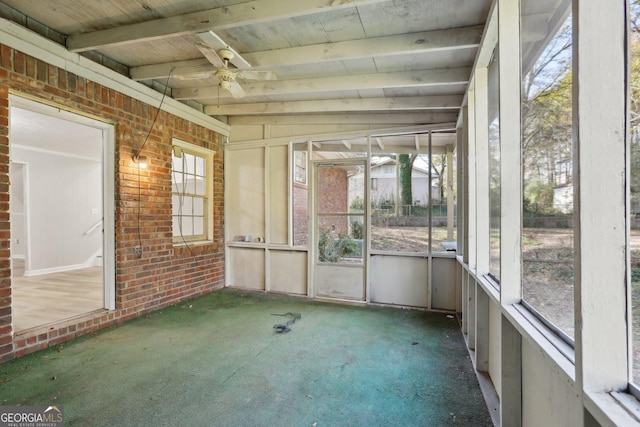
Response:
9,95,116,310
311,158,368,302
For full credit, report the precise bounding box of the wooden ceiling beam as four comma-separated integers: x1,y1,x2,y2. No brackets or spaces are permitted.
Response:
67,0,390,52
174,67,470,100
129,25,482,81
203,95,462,115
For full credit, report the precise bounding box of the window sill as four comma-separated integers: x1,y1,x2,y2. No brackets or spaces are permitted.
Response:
587,391,640,426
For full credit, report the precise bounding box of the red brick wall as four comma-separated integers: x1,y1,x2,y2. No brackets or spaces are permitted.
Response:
317,167,349,235
293,182,309,246
0,44,225,362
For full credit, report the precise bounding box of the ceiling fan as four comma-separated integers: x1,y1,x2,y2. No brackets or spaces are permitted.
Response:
175,31,277,98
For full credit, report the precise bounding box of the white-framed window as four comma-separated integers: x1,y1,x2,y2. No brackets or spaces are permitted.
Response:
294,150,307,184
171,139,214,243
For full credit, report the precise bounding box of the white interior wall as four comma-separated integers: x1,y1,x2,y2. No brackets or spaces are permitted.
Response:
12,146,102,274
10,163,25,259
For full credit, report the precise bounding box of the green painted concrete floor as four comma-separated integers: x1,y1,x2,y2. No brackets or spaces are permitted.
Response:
0,289,492,426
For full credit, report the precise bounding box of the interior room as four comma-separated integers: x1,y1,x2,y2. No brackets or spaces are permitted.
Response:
0,0,636,425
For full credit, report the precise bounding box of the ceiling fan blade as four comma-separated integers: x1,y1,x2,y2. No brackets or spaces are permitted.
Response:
228,81,246,98
194,42,225,68
196,31,252,70
171,66,218,80
236,70,278,81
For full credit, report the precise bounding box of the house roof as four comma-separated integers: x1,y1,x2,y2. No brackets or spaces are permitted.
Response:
0,0,492,134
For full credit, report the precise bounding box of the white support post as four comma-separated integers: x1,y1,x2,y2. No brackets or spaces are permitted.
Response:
574,0,627,394
498,0,523,423
474,68,490,275
467,93,478,270
447,144,455,241
461,107,469,263
498,0,522,305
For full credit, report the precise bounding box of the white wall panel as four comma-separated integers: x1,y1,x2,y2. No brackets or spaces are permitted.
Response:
489,299,501,397
431,257,457,310
522,339,581,427
226,148,265,241
270,250,307,295
228,247,265,290
316,264,364,300
370,255,428,307
268,146,288,244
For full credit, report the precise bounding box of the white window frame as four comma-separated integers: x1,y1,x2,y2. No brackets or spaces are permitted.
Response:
171,139,214,244
294,150,308,185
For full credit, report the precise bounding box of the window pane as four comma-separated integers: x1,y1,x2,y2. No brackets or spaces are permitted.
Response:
184,153,196,174
181,216,193,236
172,195,180,215
292,143,309,247
182,196,193,215
193,216,204,235
317,215,363,264
172,216,180,237
521,1,574,338
195,155,205,177
193,197,204,216
172,154,183,173
171,142,212,242
630,0,640,384
185,174,196,195
430,143,457,253
369,151,429,253
195,176,206,196
488,48,501,281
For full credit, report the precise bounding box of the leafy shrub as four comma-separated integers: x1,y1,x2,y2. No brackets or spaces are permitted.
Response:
318,227,360,262
351,220,364,240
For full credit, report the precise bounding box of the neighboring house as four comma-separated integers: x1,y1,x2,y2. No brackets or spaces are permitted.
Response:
553,158,573,213
348,156,440,209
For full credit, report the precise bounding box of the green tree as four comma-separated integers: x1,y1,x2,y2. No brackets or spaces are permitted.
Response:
398,153,417,214
522,20,572,198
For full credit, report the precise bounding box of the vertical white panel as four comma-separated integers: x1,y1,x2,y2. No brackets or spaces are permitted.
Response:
461,270,469,333
574,0,628,393
467,275,477,350
498,0,522,305
432,257,457,310
476,285,490,371
226,148,265,240
501,315,522,426
315,265,364,301
488,300,502,397
370,255,428,307
268,145,288,244
228,247,265,290
522,340,581,427
270,250,307,295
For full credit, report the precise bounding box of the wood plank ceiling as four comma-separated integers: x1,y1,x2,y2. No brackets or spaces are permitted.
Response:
0,0,492,129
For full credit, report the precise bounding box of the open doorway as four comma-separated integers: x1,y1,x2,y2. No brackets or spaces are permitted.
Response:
9,97,115,331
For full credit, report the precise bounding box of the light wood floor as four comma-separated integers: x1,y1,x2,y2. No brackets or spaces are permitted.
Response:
12,259,104,332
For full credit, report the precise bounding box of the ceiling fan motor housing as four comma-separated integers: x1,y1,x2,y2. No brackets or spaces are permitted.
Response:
216,68,236,89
